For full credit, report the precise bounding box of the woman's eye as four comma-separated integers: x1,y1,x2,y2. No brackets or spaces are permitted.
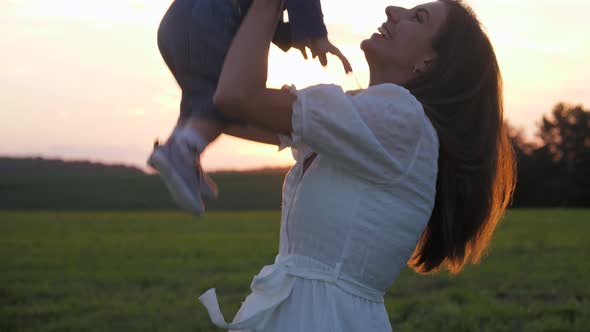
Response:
414,14,423,23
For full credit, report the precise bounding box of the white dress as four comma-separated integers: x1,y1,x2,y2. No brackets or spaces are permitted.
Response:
198,83,440,331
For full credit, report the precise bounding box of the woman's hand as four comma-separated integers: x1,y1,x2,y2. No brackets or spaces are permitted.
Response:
294,37,353,74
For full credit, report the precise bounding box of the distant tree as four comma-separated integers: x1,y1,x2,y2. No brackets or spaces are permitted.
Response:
509,103,590,207
539,103,590,173
538,103,590,206
508,124,557,207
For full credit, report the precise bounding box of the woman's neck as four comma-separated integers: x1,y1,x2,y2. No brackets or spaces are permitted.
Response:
368,64,413,87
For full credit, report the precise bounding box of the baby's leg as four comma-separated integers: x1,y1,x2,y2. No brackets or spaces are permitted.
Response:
159,0,247,153
150,0,250,215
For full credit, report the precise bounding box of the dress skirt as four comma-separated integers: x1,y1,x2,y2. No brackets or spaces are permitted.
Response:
231,277,393,331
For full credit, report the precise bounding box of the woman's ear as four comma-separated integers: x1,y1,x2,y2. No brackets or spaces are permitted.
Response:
413,57,435,74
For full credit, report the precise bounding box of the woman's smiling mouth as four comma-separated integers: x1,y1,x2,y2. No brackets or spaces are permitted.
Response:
377,24,392,40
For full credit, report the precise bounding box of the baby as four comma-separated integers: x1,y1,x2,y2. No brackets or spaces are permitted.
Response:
148,0,352,215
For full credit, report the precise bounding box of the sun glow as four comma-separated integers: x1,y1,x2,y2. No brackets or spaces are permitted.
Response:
1,0,589,171
5,0,169,25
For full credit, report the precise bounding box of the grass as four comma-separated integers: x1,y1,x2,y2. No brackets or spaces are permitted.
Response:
0,209,588,331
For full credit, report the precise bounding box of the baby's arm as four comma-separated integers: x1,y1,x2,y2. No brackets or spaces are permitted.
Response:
269,0,325,52
285,0,327,42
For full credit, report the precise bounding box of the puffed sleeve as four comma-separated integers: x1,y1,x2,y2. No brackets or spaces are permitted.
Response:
277,134,294,152
277,132,316,163
288,83,425,184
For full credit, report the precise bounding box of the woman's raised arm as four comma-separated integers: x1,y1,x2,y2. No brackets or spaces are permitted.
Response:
224,123,281,146
213,0,296,136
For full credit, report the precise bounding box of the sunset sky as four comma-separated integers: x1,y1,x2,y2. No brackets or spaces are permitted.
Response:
1,0,589,171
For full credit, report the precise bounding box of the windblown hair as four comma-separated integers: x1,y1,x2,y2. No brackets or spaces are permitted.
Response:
405,0,516,274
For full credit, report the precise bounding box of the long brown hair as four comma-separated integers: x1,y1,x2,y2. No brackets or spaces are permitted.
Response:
405,0,516,274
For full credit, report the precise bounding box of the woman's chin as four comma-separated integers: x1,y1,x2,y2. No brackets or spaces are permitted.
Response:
360,38,374,53
361,40,381,64
361,33,385,51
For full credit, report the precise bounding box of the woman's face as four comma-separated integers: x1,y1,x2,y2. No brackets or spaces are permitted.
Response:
361,1,448,79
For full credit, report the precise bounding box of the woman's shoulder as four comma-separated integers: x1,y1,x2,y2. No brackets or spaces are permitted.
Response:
352,83,422,111
293,83,425,125
347,83,425,129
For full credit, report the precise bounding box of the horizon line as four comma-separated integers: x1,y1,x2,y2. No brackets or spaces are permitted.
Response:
0,154,293,174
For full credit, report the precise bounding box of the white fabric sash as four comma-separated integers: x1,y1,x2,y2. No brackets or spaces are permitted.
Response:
198,254,385,331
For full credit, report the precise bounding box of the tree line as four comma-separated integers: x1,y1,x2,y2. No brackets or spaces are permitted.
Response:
509,103,590,207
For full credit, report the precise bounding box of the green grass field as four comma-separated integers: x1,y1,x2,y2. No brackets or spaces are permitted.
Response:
1,209,588,331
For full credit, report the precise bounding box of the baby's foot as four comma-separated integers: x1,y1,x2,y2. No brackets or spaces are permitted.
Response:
147,135,217,216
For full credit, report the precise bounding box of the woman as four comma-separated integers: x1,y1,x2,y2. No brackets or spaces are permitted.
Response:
199,0,516,330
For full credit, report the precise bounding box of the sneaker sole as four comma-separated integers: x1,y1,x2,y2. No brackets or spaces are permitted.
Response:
199,171,219,200
148,148,204,216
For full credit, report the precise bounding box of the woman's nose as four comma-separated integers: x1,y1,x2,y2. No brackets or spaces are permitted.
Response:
385,6,403,23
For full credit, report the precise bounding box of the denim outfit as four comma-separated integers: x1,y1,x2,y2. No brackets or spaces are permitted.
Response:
157,0,328,125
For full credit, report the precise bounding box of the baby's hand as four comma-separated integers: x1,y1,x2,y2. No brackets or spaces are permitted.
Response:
294,37,353,74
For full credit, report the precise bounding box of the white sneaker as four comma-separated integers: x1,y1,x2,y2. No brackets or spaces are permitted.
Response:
147,136,218,216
